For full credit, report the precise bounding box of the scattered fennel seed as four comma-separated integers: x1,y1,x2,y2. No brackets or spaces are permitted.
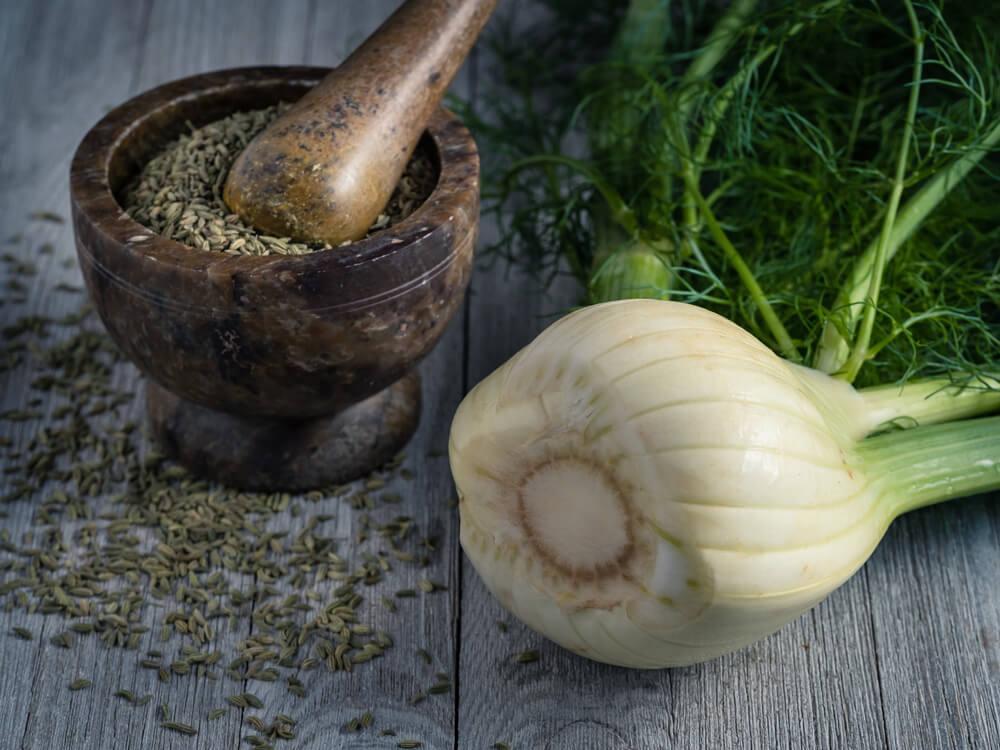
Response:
29,211,65,223
0,283,444,742
68,678,92,690
11,626,33,640
161,721,198,736
246,716,267,732
515,650,540,664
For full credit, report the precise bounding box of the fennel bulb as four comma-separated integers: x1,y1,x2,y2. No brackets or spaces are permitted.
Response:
449,300,999,667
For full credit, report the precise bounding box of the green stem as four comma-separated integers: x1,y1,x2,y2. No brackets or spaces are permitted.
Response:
859,376,1000,433
588,0,672,195
682,171,800,360
681,42,778,257
668,0,756,212
838,0,924,384
588,240,673,303
858,416,1000,516
677,0,758,124
610,0,672,64
814,128,1000,374
678,139,700,259
692,42,778,172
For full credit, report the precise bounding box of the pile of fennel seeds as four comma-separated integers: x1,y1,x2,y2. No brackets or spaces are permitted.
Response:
0,241,458,745
121,103,437,256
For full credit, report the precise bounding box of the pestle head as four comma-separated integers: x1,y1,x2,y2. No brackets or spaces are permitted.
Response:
223,0,497,247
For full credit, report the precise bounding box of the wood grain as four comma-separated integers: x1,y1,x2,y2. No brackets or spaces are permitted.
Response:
453,9,996,750
1,2,155,748
2,1,463,749
1,2,998,750
866,503,1000,749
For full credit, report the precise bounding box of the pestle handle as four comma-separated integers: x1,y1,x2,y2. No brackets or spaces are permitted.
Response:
223,0,498,246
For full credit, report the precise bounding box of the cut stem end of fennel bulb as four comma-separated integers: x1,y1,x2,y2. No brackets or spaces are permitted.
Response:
516,457,637,581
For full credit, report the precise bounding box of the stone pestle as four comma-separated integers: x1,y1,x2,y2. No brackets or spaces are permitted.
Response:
223,0,497,247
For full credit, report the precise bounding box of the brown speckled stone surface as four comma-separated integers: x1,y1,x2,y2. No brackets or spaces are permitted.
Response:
224,0,497,246
69,66,478,487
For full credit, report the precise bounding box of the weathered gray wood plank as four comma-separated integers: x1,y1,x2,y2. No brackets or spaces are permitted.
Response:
4,0,320,742
1,3,155,749
0,0,464,748
2,1,998,749
454,9,995,750
272,3,470,746
866,503,1000,750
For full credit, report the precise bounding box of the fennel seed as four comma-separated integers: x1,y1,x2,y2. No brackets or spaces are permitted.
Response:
29,211,65,224
246,716,267,733
515,649,540,664
160,721,198,736
121,105,436,257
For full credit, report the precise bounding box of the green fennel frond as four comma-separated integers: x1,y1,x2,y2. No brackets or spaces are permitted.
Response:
459,0,999,388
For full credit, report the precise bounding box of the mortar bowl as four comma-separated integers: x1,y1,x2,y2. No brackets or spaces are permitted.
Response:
70,66,478,490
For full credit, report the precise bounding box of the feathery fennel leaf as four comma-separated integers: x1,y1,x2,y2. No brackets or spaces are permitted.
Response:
457,0,999,388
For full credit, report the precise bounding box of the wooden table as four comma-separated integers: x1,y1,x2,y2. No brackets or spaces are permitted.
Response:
0,2,997,748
